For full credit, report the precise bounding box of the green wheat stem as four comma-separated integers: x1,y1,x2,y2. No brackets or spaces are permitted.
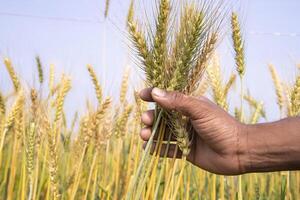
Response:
125,110,163,200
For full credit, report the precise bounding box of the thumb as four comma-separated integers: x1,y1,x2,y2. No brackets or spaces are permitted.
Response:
151,88,204,120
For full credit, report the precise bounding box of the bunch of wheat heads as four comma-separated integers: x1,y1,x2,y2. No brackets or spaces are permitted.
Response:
0,58,140,199
126,0,224,198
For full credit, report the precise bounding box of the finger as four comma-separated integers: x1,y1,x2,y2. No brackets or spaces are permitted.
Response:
140,127,152,141
140,127,177,142
139,88,154,102
151,88,205,120
141,110,155,126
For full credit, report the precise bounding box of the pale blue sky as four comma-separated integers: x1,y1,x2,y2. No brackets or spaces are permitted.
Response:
0,0,299,121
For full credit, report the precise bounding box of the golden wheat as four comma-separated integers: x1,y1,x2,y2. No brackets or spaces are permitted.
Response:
87,64,103,105
4,58,21,92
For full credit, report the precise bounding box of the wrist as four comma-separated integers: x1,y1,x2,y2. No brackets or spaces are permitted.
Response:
239,118,300,174
237,123,251,174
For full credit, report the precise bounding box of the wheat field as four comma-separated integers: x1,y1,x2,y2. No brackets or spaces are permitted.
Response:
0,0,300,200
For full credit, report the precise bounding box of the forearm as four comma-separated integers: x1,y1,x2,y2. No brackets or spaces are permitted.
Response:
240,117,300,173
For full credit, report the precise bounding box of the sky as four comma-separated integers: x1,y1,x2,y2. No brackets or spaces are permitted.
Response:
0,0,299,122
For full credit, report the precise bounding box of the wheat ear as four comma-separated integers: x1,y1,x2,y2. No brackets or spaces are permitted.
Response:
127,18,154,85
231,12,245,77
188,33,218,93
224,73,237,97
0,91,5,116
54,77,71,124
4,58,21,92
152,0,170,88
26,123,36,200
87,64,103,105
104,0,110,18
114,105,133,137
120,69,129,105
268,64,284,113
290,76,300,116
35,56,44,84
49,64,55,95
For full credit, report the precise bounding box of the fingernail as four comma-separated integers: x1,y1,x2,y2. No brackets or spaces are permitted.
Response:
152,88,166,98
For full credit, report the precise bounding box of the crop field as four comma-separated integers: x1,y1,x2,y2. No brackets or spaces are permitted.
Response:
0,0,300,200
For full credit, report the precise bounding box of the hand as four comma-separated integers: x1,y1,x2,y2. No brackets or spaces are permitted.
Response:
139,87,247,175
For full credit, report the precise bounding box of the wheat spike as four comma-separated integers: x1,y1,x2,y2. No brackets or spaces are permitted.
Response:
224,73,237,97
231,12,245,77
290,75,300,116
244,94,266,118
35,56,44,84
4,91,24,130
172,116,190,157
250,102,264,124
127,17,154,85
193,77,209,96
207,56,228,110
268,64,284,112
104,0,110,18
30,89,38,119
169,7,205,91
54,77,71,124
26,123,36,200
92,97,112,133
188,33,218,93
120,69,129,105
152,0,170,88
49,64,55,95
0,91,5,116
87,64,103,105
127,0,134,23
4,58,21,92
44,117,60,199
114,105,133,137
